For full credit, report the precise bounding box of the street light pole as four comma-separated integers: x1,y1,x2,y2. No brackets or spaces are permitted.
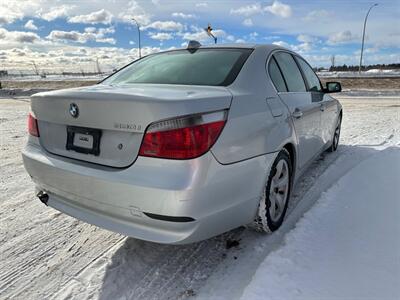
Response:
359,3,378,74
131,18,142,58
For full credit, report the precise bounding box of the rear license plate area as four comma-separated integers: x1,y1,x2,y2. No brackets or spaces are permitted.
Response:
66,126,101,156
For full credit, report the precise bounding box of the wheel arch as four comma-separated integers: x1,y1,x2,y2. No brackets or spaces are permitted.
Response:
283,142,296,180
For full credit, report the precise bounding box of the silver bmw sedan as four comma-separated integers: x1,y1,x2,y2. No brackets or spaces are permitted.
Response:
22,42,342,244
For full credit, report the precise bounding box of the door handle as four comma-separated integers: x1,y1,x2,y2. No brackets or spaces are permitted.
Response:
292,109,303,119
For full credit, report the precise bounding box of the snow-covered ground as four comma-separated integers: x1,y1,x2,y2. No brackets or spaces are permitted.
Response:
1,74,108,82
0,93,399,299
241,148,400,300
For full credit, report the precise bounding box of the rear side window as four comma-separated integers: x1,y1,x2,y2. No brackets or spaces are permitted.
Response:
274,52,306,92
103,49,252,87
268,57,287,92
296,57,322,92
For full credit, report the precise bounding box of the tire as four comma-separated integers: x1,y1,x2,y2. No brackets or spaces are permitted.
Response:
252,149,292,233
327,114,342,152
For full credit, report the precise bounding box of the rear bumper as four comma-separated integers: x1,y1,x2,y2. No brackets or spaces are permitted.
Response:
22,140,277,244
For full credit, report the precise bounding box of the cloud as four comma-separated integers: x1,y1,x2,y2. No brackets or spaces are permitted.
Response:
273,41,290,48
264,1,292,18
47,27,116,44
230,1,291,18
149,32,173,41
242,18,254,27
249,32,259,39
24,20,38,31
294,35,318,52
303,10,330,22
327,30,358,45
181,28,226,42
0,1,42,24
230,4,261,17
10,48,28,57
69,9,113,25
226,35,235,42
353,47,380,55
293,42,312,52
118,0,151,25
0,45,162,74
297,34,317,43
142,21,183,31
40,5,74,21
263,35,281,40
14,32,40,43
272,39,313,53
172,12,196,19
195,3,208,8
0,15,16,25
47,31,83,42
0,28,40,44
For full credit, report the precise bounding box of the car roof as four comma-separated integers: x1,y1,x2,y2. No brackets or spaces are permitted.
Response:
190,43,284,50
165,43,287,53
196,43,257,49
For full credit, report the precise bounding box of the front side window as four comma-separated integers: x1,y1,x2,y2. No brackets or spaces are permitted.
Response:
103,49,252,87
273,52,306,92
296,57,322,92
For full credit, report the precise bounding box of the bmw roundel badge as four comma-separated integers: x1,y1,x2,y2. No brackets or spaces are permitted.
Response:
69,103,79,118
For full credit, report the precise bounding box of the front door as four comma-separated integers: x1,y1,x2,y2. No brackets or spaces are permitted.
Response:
295,55,338,147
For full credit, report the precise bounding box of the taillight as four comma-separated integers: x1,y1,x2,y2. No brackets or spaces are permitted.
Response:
28,113,39,137
139,110,227,159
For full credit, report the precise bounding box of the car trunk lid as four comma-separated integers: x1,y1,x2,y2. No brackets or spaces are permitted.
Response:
31,83,232,168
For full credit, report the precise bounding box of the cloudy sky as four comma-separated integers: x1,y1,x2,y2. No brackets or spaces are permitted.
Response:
0,0,399,74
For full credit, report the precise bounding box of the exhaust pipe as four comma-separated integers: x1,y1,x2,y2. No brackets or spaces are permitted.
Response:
37,191,49,206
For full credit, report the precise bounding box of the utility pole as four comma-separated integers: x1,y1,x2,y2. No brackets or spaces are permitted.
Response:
131,18,142,58
96,58,102,74
359,3,378,74
32,61,39,75
330,55,335,71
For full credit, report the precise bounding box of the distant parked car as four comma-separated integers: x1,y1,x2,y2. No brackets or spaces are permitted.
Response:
23,42,342,244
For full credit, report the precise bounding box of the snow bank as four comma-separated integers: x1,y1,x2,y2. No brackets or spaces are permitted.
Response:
317,70,400,78
241,148,400,300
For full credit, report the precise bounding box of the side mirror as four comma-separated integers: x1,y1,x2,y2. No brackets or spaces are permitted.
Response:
325,82,342,93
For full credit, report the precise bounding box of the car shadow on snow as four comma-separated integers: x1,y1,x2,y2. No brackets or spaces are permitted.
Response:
97,145,380,300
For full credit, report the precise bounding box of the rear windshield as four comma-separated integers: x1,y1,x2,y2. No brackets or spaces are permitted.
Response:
103,48,252,86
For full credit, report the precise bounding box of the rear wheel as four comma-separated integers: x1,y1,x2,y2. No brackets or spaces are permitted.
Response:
328,114,342,152
253,149,292,233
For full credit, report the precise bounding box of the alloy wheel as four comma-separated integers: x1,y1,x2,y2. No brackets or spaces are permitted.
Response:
268,159,290,222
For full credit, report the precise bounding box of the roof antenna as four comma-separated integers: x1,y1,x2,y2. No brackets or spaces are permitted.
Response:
187,40,202,53
205,23,217,44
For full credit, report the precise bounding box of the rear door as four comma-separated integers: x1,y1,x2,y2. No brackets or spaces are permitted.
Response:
271,51,323,169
